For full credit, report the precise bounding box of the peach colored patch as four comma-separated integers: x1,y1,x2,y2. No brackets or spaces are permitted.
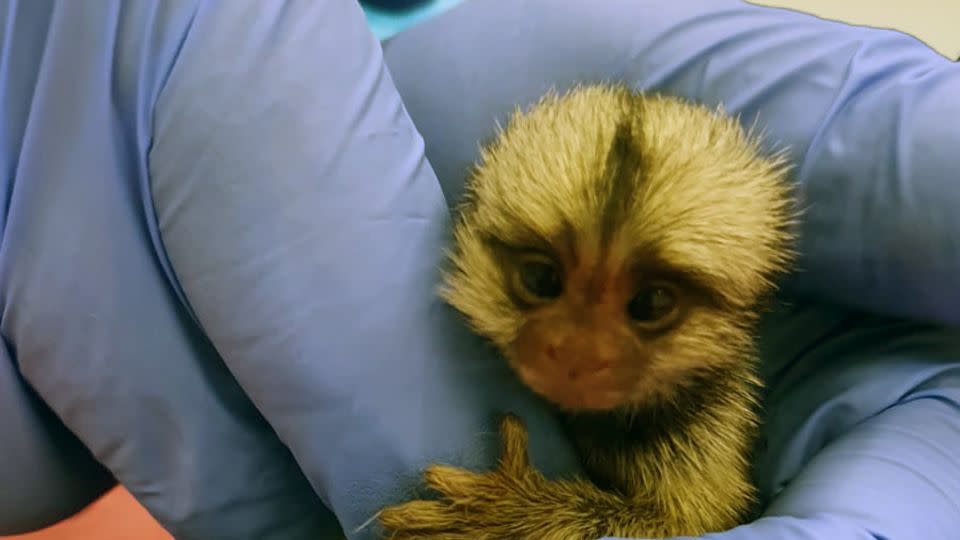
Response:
1,487,171,540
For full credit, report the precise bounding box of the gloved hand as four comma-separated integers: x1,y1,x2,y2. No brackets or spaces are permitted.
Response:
1,3,958,540
383,2,960,539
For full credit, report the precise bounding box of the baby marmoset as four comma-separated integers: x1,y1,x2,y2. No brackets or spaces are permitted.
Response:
379,84,796,540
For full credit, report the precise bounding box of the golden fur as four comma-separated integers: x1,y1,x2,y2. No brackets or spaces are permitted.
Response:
378,84,796,539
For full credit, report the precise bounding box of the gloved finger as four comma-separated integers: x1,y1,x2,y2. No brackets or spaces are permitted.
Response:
0,343,115,535
383,0,960,326
147,0,581,538
751,303,960,540
1,2,340,538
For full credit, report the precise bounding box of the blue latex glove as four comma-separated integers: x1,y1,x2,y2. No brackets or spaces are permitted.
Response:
384,2,960,539
1,3,958,540
383,2,960,539
0,1,577,538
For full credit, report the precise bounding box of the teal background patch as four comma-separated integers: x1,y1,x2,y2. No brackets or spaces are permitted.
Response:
360,0,466,40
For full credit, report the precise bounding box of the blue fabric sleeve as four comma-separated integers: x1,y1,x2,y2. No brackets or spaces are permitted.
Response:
146,0,580,537
2,0,578,537
0,13,115,532
0,1,350,538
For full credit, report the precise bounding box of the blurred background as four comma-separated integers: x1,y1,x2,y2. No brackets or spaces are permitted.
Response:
756,0,957,58
2,1,956,539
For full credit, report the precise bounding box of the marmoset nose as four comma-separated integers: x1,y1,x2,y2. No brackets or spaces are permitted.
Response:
547,341,614,381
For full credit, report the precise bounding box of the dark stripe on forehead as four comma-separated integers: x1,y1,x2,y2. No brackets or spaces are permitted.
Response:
598,106,643,248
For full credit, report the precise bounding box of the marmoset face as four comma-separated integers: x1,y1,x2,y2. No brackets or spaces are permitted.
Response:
441,85,794,412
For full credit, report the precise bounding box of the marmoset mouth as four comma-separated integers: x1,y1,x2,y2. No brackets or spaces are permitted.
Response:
515,363,631,411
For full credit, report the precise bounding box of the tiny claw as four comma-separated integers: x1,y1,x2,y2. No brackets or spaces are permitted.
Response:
498,414,531,475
